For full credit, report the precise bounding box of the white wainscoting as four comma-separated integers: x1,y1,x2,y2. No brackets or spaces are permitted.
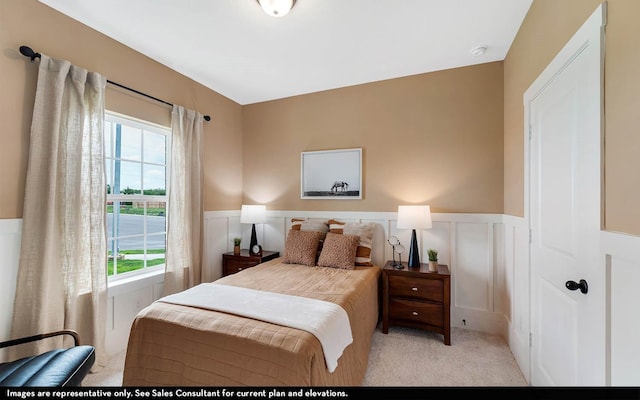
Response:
4,209,639,385
3,212,638,384
105,270,164,355
0,219,21,351
0,212,510,358
601,231,640,386
205,210,510,337
501,214,531,383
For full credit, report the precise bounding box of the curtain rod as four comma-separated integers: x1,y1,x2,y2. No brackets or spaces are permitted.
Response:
19,46,211,122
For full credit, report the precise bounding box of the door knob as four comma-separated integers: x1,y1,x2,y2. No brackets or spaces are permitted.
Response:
565,279,588,294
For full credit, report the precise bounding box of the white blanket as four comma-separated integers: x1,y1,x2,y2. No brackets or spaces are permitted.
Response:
158,282,353,373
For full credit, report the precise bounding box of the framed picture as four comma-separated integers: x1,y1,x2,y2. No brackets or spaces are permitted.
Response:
301,148,362,199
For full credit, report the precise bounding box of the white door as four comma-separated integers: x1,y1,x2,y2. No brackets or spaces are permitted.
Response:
526,4,606,386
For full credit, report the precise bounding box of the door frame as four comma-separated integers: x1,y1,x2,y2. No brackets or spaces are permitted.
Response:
523,2,607,385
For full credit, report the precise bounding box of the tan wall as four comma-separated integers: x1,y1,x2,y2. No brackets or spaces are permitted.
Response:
6,1,637,230
504,0,640,234
0,0,244,219
243,62,504,213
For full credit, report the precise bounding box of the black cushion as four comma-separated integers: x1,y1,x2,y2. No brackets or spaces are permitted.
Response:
0,345,95,387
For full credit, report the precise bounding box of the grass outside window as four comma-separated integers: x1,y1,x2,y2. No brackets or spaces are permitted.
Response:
108,249,165,275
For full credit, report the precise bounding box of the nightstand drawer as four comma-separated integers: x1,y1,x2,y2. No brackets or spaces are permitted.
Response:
389,298,443,327
224,259,256,275
222,250,280,277
388,275,444,302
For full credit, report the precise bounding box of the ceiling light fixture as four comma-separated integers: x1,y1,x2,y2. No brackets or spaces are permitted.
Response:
257,0,296,17
470,45,488,57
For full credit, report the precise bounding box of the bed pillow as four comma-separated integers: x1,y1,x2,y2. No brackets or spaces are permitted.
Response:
282,230,324,267
328,219,375,266
317,232,359,269
290,218,329,261
290,218,330,233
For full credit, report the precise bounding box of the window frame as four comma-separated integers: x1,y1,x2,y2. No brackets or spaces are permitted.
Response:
104,111,171,282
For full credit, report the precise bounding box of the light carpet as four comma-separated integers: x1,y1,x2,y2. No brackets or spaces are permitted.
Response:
83,326,528,387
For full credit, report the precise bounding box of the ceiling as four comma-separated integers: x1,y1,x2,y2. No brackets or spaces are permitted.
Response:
38,0,533,105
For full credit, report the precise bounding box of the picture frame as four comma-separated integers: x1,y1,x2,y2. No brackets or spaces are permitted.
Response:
301,148,362,199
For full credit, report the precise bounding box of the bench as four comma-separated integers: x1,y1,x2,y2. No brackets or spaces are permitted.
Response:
0,330,95,387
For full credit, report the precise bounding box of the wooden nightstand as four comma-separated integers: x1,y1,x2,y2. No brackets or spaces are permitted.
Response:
222,249,280,277
382,260,451,345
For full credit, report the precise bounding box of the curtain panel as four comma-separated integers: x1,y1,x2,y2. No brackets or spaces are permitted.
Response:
163,105,204,296
9,55,108,369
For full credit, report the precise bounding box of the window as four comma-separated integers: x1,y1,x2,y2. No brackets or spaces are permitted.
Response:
105,112,170,280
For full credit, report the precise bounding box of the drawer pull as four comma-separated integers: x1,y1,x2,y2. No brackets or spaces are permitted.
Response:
412,287,418,291
412,311,419,316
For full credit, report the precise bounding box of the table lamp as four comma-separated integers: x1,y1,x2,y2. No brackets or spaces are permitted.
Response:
397,205,432,268
240,204,267,255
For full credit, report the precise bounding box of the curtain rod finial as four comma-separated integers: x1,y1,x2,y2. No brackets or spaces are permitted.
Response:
19,45,41,62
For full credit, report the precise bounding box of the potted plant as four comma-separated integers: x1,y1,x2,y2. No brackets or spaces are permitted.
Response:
233,237,241,255
427,249,439,272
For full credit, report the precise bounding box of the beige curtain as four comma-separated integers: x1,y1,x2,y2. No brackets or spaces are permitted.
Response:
10,55,108,369
163,105,204,295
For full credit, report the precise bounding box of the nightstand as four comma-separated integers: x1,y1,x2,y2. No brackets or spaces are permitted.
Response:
382,260,451,345
222,249,280,276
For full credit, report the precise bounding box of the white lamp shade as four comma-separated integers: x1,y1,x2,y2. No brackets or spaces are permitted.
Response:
258,0,295,17
397,205,432,230
240,205,267,224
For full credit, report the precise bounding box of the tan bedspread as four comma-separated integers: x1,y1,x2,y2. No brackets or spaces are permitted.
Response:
122,258,381,386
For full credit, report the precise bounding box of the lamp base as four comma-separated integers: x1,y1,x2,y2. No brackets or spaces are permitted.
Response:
249,224,258,254
407,229,420,268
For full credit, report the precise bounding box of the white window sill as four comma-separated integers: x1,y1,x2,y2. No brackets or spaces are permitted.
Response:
107,268,165,297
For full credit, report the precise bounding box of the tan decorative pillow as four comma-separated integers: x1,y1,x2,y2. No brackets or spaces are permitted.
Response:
290,218,329,261
317,232,359,269
282,230,323,267
290,218,330,233
328,219,375,266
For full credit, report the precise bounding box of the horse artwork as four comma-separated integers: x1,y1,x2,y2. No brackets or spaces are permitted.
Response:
301,148,362,199
330,181,349,193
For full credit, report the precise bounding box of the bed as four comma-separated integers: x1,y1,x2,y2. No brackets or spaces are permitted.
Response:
122,219,382,386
